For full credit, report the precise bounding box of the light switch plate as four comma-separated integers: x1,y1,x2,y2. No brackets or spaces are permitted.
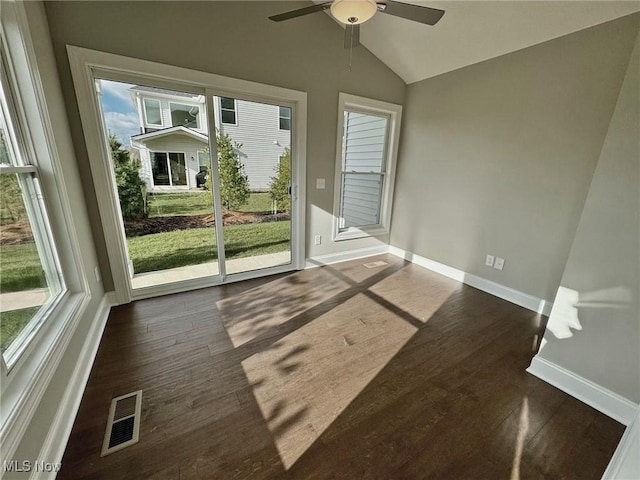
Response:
316,178,326,189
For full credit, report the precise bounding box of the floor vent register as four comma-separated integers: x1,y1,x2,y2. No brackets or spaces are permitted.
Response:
101,390,142,456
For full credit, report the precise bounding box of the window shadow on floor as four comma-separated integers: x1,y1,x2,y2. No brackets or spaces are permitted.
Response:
59,255,622,479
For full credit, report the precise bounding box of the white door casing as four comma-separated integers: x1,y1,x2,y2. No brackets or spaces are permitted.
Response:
67,46,307,303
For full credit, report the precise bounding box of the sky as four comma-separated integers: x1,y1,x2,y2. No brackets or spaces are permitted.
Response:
99,80,139,147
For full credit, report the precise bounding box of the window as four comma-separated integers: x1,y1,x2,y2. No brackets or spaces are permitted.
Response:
0,64,66,367
143,98,162,126
279,106,291,130
220,97,236,124
1,2,96,459
151,152,187,186
333,94,402,241
170,102,200,129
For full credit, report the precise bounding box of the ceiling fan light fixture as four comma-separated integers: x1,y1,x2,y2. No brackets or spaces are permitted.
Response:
330,0,377,25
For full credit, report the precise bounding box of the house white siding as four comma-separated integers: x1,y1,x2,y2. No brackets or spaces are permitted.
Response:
131,87,290,193
131,89,206,135
219,99,291,191
340,112,387,228
159,98,172,129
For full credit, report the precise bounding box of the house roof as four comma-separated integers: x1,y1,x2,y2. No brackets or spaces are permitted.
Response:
131,126,208,143
319,1,640,84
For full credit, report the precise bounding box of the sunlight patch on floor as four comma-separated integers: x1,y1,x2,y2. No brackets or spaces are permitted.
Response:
241,292,419,469
369,267,461,323
218,268,351,347
510,396,530,480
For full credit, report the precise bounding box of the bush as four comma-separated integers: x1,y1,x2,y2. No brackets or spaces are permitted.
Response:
269,147,291,213
204,133,250,210
110,135,147,221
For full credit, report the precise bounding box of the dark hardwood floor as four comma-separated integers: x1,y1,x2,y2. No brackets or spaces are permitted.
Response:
59,254,624,479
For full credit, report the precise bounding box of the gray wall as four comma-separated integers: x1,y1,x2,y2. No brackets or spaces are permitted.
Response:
537,32,640,403
390,14,639,302
44,1,407,291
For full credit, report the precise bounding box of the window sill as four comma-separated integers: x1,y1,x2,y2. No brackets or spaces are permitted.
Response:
3,288,68,371
333,226,389,242
1,291,90,459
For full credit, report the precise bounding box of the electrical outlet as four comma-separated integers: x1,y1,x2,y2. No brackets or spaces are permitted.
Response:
494,257,505,271
316,178,326,189
314,235,322,245
485,254,495,267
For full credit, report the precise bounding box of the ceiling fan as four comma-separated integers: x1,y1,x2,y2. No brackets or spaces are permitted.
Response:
269,0,445,48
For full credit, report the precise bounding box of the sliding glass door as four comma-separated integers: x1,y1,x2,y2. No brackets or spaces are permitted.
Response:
93,77,297,294
151,152,188,187
95,80,220,290
210,95,292,276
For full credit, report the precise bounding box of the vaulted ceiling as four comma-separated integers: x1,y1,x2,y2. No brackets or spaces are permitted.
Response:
322,1,640,84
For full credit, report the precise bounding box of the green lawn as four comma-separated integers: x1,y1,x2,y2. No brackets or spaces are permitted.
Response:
127,220,290,274
239,193,274,214
148,191,274,217
1,307,39,352
0,242,47,293
2,201,289,290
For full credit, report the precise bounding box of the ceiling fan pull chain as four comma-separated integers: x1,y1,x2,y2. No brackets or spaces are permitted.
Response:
348,27,354,72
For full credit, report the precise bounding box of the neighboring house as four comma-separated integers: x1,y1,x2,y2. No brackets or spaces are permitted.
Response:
129,85,291,192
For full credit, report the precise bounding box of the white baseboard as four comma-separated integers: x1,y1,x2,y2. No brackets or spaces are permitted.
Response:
602,408,640,479
306,245,389,269
388,244,640,465
527,356,638,426
388,245,553,316
32,293,112,479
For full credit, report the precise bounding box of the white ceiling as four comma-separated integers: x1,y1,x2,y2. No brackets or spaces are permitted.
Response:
329,1,640,84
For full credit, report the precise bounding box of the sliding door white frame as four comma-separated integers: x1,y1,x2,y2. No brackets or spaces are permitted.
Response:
67,45,307,304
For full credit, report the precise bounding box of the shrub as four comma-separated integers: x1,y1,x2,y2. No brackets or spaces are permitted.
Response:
110,135,147,221
204,133,250,210
269,147,291,213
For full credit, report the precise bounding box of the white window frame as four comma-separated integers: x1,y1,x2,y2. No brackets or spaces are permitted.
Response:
142,98,162,127
150,150,188,188
1,1,90,461
67,46,307,304
168,101,201,130
0,74,65,368
332,93,402,241
279,105,291,131
220,96,237,125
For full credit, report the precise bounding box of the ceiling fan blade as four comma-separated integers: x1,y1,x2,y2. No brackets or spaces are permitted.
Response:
269,2,331,22
379,1,445,26
344,24,361,49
